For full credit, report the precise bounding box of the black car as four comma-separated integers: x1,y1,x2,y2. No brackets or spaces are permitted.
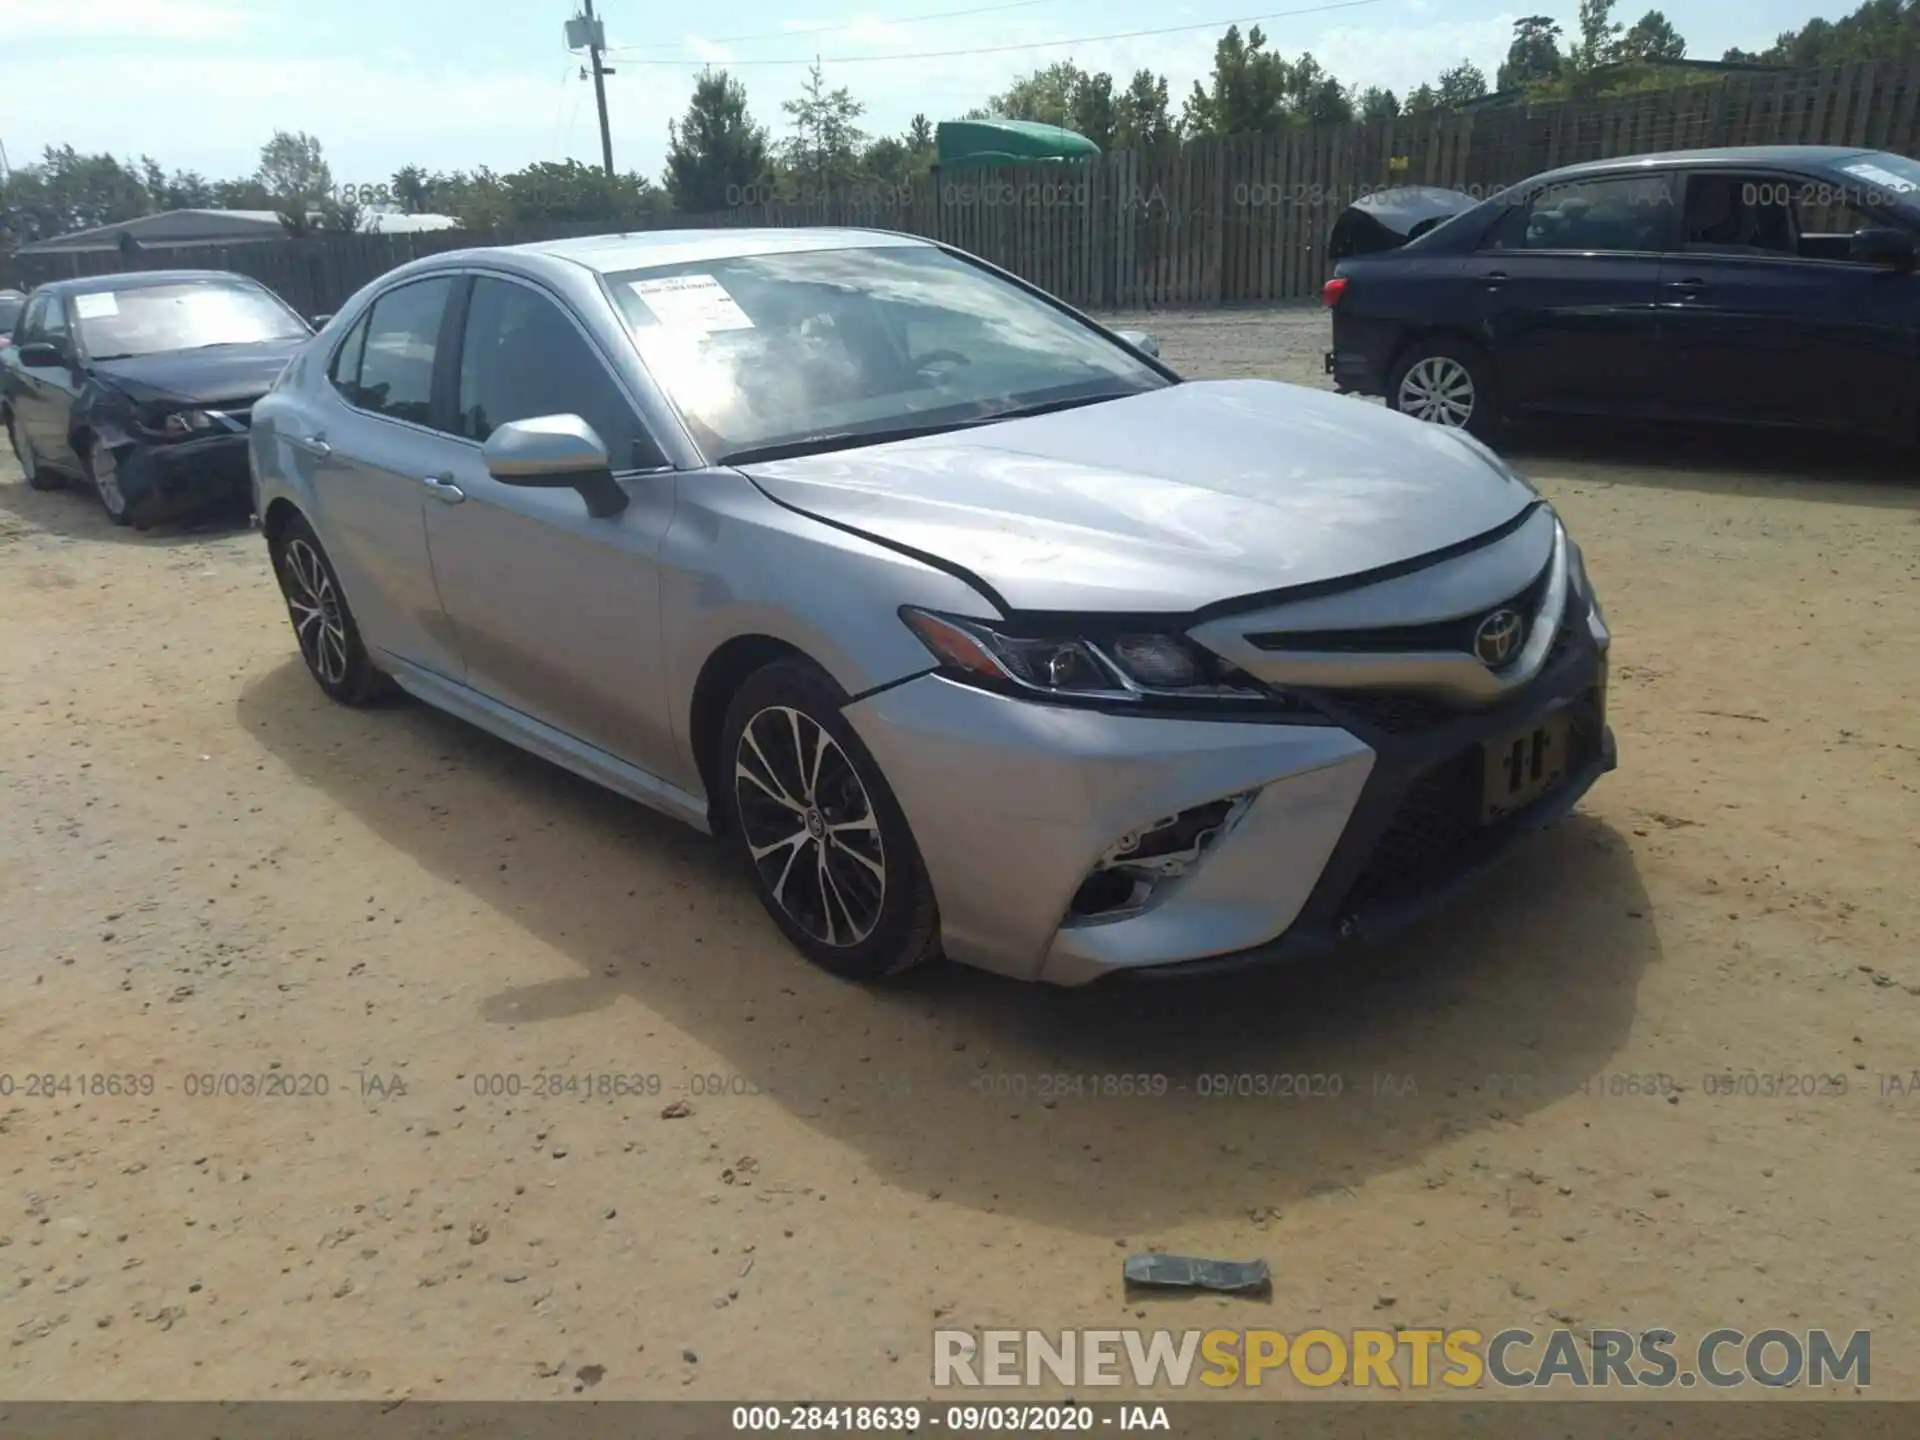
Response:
1323,145,1920,442
1326,186,1476,262
2,270,313,527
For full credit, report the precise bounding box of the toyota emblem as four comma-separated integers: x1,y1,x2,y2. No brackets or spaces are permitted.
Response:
1473,608,1525,667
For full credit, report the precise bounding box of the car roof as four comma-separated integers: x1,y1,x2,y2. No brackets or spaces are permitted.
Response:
503,226,936,275
33,269,262,296
1529,144,1881,186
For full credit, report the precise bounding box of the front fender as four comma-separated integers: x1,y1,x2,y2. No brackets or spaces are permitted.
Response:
660,468,1000,791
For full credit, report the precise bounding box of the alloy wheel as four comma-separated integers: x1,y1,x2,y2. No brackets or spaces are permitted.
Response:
1396,355,1476,427
280,537,351,687
90,445,130,519
733,705,887,948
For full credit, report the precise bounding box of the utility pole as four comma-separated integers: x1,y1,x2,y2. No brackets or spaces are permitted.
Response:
582,0,615,178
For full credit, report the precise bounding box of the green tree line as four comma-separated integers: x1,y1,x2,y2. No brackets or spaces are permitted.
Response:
5,0,1915,258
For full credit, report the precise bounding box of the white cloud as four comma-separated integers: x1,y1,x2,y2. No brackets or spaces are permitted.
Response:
683,36,739,64
3,0,254,41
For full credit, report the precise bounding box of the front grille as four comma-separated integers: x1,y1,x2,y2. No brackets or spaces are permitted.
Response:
1339,749,1486,912
1311,689,1459,736
1245,559,1553,656
1336,698,1603,917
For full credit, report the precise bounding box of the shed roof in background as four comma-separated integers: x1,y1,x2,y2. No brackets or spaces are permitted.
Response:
936,120,1100,171
17,207,459,254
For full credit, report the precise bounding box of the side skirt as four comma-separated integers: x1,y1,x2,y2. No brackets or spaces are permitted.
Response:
383,654,713,836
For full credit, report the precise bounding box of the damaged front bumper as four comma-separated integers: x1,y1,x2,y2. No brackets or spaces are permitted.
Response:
843,606,1615,986
101,431,253,525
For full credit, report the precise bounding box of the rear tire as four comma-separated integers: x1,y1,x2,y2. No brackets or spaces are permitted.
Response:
11,418,59,491
270,513,392,705
719,658,941,982
1388,338,1501,441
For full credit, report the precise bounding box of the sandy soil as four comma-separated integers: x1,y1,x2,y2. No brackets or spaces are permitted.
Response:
3,305,1918,1405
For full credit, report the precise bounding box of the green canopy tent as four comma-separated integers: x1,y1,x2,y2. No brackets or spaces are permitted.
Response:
935,120,1100,173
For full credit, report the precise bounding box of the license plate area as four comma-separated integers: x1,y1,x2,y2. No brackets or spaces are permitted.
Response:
1479,710,1572,824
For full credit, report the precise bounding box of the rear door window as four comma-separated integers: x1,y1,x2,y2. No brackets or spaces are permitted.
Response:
1485,174,1679,253
354,277,455,428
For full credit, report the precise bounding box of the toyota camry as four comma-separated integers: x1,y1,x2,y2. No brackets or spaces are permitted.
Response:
248,229,1616,985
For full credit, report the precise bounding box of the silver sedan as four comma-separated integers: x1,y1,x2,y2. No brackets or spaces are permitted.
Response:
249,228,1616,985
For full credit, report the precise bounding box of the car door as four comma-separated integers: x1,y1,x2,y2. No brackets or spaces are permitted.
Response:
11,294,83,465
423,272,680,776
1657,169,1918,436
297,274,467,680
1467,171,1681,415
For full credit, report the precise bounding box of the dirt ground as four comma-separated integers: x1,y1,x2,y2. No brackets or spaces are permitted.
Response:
3,304,1918,1407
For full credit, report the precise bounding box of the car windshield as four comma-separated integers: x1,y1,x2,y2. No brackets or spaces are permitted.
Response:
602,244,1168,461
73,281,307,359
0,296,24,333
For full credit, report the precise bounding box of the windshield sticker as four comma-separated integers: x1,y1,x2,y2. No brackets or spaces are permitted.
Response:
74,293,120,319
1841,162,1917,193
628,274,754,334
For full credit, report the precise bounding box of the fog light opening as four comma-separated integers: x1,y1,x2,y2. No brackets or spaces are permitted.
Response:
1066,791,1257,921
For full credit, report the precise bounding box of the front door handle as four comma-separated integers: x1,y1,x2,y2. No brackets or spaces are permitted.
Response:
1666,277,1706,290
423,474,465,504
290,432,331,459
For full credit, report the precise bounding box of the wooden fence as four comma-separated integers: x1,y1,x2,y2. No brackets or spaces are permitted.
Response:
12,58,1920,312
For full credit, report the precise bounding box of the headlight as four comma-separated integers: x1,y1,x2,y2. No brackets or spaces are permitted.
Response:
139,407,217,438
899,608,1272,703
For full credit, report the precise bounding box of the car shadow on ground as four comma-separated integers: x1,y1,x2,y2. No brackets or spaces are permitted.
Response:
0,471,252,545
239,658,1661,1234
1501,418,1920,508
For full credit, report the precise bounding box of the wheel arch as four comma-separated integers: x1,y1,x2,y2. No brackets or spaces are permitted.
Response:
687,634,812,826
1386,324,1493,384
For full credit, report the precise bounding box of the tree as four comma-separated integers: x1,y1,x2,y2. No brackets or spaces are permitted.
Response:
1436,60,1490,107
1069,71,1119,150
1725,0,1920,66
780,59,869,198
1285,53,1353,123
664,68,771,213
1620,9,1686,62
1497,16,1565,89
1404,84,1440,116
0,146,154,251
904,113,935,153
1114,69,1179,149
501,160,667,224
988,62,1084,129
1569,0,1624,74
256,130,334,215
1182,25,1292,137
862,115,937,189
1356,86,1401,119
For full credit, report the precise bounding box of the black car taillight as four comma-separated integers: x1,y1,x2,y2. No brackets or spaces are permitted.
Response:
1322,277,1349,307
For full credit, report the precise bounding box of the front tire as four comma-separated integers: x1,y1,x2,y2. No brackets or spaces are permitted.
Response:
87,442,134,525
270,513,391,705
1388,338,1500,440
11,418,59,491
720,659,941,982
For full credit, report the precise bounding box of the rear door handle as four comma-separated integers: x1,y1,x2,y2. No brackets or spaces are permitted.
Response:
423,474,465,504
1479,270,1509,286
290,433,331,459
1666,277,1706,290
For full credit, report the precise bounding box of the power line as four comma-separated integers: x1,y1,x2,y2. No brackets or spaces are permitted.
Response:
604,0,1388,68
605,0,1077,53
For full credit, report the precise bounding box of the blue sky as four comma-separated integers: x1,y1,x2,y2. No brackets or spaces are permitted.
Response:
2,0,1850,193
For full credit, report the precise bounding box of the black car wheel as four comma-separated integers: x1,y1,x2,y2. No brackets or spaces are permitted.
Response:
87,443,134,526
720,658,941,982
1388,339,1500,440
10,417,59,491
271,513,391,705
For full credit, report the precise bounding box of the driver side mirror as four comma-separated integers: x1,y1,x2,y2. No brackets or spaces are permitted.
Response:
481,414,630,519
1850,226,1915,271
17,341,68,369
309,312,335,330
1115,329,1161,359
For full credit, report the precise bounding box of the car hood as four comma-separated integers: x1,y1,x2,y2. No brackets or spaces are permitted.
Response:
89,338,306,406
739,379,1536,613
